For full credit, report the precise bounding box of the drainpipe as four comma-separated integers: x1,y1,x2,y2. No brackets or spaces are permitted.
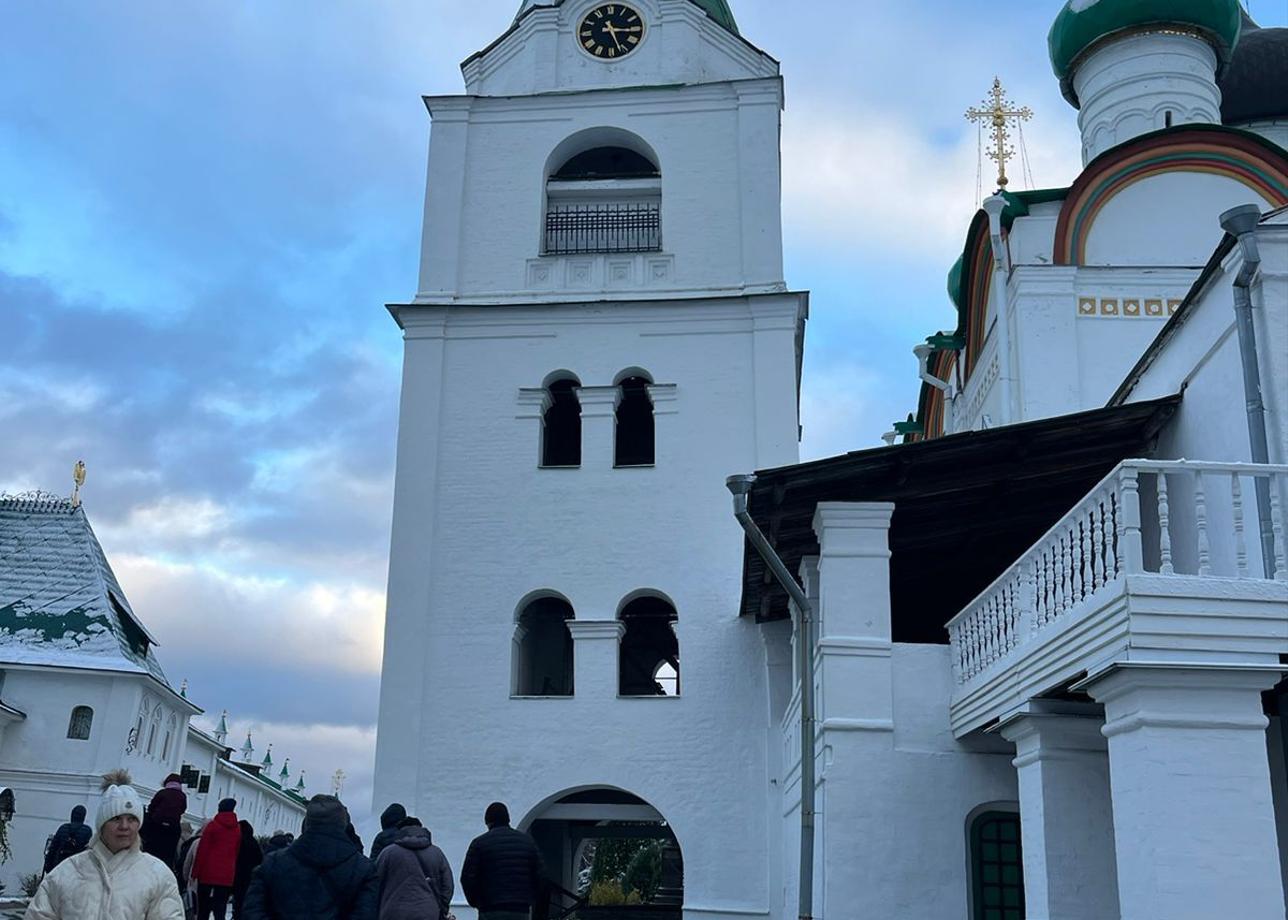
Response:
726,474,815,920
1219,204,1276,578
982,194,1014,425
914,343,952,393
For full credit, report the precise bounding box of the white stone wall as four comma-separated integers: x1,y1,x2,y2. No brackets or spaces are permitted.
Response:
417,81,786,302
464,0,777,97
1072,32,1222,165
375,294,803,919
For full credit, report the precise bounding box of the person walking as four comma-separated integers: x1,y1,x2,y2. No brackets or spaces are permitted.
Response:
375,818,454,920
460,803,544,920
232,820,264,917
262,831,293,856
192,799,242,919
142,774,189,869
241,794,377,920
26,769,185,920
368,804,406,863
41,805,92,875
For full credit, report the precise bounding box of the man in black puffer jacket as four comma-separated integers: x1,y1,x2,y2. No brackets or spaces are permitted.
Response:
368,802,406,863
461,802,545,920
242,795,377,920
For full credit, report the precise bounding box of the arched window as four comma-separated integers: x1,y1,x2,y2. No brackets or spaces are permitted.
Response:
615,374,655,467
161,714,177,761
514,595,576,697
969,809,1025,920
545,134,661,255
619,595,679,696
542,377,582,468
146,705,162,756
67,706,93,741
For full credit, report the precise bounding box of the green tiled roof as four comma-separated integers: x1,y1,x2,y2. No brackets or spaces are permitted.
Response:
0,494,170,683
1049,0,1243,104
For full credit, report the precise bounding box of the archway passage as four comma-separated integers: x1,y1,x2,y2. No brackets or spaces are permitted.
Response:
523,788,683,920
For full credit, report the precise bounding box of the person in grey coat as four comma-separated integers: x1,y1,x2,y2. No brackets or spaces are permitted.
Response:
375,819,454,920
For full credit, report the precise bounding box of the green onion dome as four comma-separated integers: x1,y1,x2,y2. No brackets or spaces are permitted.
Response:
1049,0,1243,106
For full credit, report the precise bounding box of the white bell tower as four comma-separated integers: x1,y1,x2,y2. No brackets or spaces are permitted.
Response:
375,2,806,917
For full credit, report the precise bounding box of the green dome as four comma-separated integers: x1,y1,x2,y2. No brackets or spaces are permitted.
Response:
1049,0,1243,104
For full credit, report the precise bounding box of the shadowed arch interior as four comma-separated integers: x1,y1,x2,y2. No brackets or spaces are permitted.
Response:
514,595,575,697
618,595,679,696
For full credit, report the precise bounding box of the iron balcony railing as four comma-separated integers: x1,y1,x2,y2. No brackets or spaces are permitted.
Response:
544,201,661,255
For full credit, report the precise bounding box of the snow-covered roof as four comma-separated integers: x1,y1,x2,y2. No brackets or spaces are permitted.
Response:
0,493,170,684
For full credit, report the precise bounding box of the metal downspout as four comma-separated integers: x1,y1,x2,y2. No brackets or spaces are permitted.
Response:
727,474,815,920
1219,205,1276,578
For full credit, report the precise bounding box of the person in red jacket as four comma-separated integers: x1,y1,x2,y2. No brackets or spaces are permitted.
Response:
192,798,242,920
141,773,189,869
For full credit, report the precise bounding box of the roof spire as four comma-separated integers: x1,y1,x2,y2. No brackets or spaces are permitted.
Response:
261,743,273,770
240,731,254,761
71,460,86,509
214,710,229,745
294,772,306,794
279,758,291,785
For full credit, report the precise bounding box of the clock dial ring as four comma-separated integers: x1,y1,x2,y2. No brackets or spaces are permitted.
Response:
577,4,647,60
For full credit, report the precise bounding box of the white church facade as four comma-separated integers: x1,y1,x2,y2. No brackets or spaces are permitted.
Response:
374,2,1288,919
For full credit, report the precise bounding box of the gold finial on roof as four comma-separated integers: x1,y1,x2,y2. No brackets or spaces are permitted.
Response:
965,77,1033,190
71,460,87,508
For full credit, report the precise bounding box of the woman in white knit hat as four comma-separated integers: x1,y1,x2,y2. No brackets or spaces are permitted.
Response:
26,770,185,920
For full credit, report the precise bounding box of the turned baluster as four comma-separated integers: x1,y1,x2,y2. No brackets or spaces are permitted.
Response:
1231,473,1249,578
1080,510,1093,596
1194,470,1211,576
1093,497,1108,591
1157,471,1174,575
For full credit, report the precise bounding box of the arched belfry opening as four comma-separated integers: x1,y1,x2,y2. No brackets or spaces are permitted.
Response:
544,129,662,255
542,375,582,468
615,372,655,467
513,594,575,697
521,787,683,918
619,594,679,697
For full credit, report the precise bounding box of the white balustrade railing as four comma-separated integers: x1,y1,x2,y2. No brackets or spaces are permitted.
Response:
948,460,1288,686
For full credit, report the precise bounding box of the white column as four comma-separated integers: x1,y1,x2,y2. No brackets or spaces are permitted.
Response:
999,705,1120,920
576,385,619,470
811,502,895,730
567,620,625,699
1086,665,1286,920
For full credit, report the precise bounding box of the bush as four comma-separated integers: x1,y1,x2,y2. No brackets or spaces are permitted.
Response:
587,879,642,906
20,872,42,897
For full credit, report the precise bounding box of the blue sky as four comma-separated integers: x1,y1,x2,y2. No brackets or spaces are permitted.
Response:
2,0,1285,832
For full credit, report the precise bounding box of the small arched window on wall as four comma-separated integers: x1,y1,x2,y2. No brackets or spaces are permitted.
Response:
513,595,576,697
615,373,655,467
544,134,661,255
67,706,93,741
542,376,582,468
969,809,1025,920
619,595,679,696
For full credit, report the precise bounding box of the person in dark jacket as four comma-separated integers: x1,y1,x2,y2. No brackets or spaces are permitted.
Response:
193,799,242,919
232,820,264,917
262,832,294,856
142,774,189,869
460,803,544,920
375,818,454,920
42,804,92,874
368,804,406,863
241,794,377,920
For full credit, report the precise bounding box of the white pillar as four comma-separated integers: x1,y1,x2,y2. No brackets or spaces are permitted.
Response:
576,385,619,470
567,620,625,699
811,502,895,729
1086,665,1286,920
999,705,1120,920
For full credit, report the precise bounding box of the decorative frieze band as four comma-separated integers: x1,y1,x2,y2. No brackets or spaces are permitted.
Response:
1076,297,1182,318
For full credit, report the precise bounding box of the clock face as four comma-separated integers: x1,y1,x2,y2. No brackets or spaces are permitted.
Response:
578,4,646,60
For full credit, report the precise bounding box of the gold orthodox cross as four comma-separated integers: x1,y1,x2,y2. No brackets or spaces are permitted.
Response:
965,77,1033,189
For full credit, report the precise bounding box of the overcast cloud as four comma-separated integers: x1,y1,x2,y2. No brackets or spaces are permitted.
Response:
3,0,1285,835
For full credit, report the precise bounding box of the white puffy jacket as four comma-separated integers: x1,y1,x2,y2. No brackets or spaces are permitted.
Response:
25,838,184,920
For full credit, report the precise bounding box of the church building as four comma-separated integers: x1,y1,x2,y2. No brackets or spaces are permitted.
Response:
374,2,1288,918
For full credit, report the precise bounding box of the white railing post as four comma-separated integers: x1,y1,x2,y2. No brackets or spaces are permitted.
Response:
1232,473,1249,578
1157,471,1174,575
1195,470,1212,576
1119,466,1144,574
1271,472,1287,582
